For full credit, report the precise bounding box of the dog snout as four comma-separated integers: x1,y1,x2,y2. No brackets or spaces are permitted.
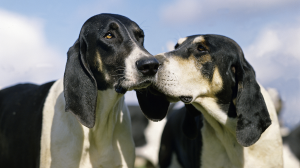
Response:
136,58,159,76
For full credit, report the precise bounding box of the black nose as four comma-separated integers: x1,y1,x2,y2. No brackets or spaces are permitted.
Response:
136,58,159,76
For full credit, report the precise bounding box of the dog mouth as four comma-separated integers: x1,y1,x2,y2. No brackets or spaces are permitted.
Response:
179,96,193,103
146,85,180,102
115,78,152,94
149,84,194,103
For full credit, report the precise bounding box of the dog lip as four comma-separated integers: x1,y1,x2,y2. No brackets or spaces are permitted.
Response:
115,85,127,94
179,96,193,103
125,79,152,91
137,80,152,87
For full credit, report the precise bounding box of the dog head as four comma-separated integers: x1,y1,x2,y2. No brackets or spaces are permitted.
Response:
140,34,271,146
64,14,159,128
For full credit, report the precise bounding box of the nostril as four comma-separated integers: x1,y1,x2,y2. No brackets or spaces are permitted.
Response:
144,65,150,70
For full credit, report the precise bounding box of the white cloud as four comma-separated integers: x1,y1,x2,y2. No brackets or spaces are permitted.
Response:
245,26,300,84
244,24,300,128
161,0,300,24
0,9,66,89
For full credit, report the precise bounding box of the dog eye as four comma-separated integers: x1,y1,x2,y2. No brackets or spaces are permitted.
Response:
104,33,114,39
197,45,206,51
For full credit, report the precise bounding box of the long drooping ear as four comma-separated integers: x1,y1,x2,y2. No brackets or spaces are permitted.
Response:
235,56,271,147
136,89,170,121
182,104,202,139
64,38,98,128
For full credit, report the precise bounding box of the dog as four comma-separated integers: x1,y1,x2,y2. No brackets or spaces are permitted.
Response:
0,13,160,168
136,34,283,168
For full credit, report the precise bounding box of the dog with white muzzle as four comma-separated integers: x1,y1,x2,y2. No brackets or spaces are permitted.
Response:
0,13,159,168
136,34,283,168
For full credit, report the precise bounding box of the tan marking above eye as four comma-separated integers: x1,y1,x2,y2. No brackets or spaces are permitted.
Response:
193,36,205,44
104,33,114,39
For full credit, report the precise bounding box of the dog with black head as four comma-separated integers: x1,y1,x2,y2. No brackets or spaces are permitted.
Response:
136,34,283,168
0,13,159,168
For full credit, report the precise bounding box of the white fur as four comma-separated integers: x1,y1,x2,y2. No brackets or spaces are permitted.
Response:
168,153,182,168
155,55,222,102
283,144,300,168
123,46,152,91
192,85,283,168
154,51,283,167
266,88,282,114
39,79,135,168
136,118,167,166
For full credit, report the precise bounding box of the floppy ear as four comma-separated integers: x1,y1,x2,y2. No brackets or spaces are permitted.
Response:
182,104,202,139
235,57,271,147
64,38,98,128
136,89,170,121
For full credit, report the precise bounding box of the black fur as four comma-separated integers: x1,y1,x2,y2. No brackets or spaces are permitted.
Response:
235,63,271,147
182,104,201,139
64,39,98,128
284,125,300,160
0,13,157,167
136,88,170,121
64,14,155,128
127,105,149,147
157,34,272,167
0,81,54,167
168,34,271,146
159,105,203,168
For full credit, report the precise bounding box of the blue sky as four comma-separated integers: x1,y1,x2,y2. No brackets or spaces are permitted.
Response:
0,0,299,129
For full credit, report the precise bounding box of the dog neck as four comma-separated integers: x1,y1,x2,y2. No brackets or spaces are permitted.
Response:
40,79,135,167
81,89,135,167
193,97,244,167
193,97,237,135
91,89,124,134
193,95,282,167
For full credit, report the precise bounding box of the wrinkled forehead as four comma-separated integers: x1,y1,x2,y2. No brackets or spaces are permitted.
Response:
81,14,143,34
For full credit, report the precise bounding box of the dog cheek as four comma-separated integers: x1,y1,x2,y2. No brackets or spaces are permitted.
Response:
95,52,111,82
211,67,223,93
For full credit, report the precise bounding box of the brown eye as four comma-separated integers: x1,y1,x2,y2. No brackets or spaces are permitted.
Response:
104,33,114,39
197,45,206,51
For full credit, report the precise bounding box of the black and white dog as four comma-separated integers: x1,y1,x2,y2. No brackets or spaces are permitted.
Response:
0,14,160,168
137,35,283,168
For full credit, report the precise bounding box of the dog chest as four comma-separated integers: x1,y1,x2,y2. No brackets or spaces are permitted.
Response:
39,79,135,168
201,119,244,168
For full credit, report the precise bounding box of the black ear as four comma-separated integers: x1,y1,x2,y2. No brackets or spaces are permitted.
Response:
136,89,170,121
182,104,202,139
235,57,271,147
64,38,98,128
